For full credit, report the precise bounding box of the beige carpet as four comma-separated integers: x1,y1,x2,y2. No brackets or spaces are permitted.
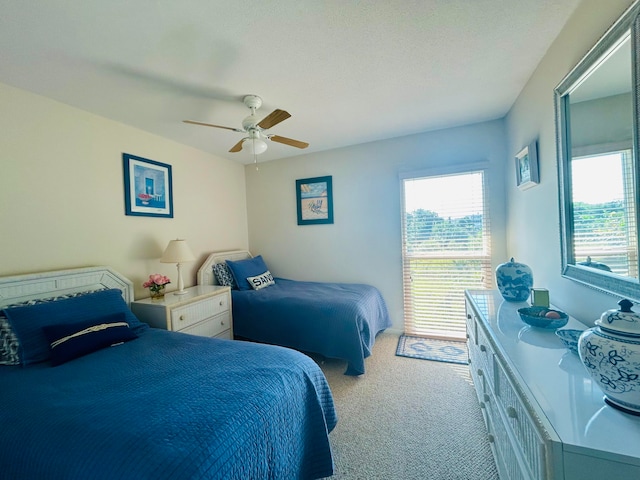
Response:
316,333,499,480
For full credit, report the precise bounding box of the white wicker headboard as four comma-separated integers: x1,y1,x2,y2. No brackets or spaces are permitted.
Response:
0,266,134,308
197,250,253,285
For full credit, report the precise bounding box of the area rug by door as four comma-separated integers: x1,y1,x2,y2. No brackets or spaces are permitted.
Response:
396,335,468,365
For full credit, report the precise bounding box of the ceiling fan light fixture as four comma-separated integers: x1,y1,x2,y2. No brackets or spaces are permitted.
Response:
242,136,268,155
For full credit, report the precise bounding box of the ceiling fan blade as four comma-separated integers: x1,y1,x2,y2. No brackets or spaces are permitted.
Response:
270,135,309,149
229,139,244,153
183,120,242,132
257,109,291,129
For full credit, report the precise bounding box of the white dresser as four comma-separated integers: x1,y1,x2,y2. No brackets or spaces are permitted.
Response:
465,289,640,480
131,285,232,339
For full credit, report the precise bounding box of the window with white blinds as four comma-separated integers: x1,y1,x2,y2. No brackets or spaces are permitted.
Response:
401,170,492,340
571,149,638,277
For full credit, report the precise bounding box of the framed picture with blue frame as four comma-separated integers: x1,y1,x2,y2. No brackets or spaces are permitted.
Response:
122,153,173,218
296,175,334,225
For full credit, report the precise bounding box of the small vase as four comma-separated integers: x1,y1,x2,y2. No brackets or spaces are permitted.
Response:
150,285,165,300
495,258,533,302
578,299,640,415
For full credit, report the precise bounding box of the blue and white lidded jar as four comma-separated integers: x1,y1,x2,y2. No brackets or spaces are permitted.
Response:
495,258,533,302
578,299,640,415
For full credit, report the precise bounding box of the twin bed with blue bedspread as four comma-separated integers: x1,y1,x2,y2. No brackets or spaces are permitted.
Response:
197,251,392,376
0,267,337,480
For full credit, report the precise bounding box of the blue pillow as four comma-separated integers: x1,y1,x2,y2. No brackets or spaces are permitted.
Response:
2,289,147,366
42,313,138,366
226,255,270,291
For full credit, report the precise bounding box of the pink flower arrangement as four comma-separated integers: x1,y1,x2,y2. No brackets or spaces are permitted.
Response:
143,274,171,295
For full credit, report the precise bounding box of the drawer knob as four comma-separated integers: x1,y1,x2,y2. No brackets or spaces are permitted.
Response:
179,315,185,321
467,314,472,320
219,301,224,306
220,320,225,326
480,344,487,352
479,401,486,409
487,434,495,443
483,394,490,402
506,406,518,419
477,369,483,377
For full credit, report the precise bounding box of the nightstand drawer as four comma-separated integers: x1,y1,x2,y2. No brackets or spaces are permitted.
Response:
180,312,231,338
171,295,228,330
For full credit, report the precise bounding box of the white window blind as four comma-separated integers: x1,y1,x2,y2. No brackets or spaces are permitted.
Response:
571,149,638,277
401,171,492,339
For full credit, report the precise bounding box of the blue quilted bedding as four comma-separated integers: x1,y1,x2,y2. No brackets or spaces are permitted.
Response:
0,329,337,480
232,278,392,375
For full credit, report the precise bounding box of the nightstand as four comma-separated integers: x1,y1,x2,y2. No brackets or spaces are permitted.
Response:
130,285,232,339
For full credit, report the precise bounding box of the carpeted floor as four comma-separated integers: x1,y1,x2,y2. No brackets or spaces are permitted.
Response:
396,335,468,365
315,332,498,480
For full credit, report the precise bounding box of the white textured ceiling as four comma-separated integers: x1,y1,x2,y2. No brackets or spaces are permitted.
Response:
0,0,582,164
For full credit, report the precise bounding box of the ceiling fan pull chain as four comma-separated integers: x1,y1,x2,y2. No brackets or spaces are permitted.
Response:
253,138,259,170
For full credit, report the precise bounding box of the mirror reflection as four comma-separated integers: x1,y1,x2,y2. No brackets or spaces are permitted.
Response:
569,34,636,276
555,3,640,300
572,151,637,276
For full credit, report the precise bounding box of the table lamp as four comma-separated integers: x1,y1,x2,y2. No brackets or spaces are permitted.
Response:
160,239,195,295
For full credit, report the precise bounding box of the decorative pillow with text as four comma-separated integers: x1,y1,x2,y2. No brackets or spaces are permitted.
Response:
246,270,276,291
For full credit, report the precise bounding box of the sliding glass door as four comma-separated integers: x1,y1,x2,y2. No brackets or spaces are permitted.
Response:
401,170,492,340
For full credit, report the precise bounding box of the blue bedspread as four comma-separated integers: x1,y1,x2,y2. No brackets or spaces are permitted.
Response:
0,329,337,480
232,278,392,375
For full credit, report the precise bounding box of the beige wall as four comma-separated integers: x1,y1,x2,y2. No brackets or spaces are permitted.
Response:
0,82,248,299
245,119,508,331
505,0,636,322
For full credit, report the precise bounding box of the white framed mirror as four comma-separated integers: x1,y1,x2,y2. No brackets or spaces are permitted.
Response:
554,1,640,302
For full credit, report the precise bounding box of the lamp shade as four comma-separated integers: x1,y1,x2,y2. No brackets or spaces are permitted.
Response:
160,239,195,264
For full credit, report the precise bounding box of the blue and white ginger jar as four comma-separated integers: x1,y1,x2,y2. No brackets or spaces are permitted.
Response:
495,258,533,302
578,299,640,415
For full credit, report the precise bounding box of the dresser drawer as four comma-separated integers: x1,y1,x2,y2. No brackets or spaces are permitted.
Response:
465,301,477,344
494,358,546,480
171,295,228,330
469,348,488,396
486,394,529,480
475,325,494,382
180,311,231,338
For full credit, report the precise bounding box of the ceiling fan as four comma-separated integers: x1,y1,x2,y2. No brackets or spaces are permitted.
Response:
183,95,309,158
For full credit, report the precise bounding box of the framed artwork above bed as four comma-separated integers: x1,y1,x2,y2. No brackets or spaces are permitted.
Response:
122,153,173,218
296,175,334,225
